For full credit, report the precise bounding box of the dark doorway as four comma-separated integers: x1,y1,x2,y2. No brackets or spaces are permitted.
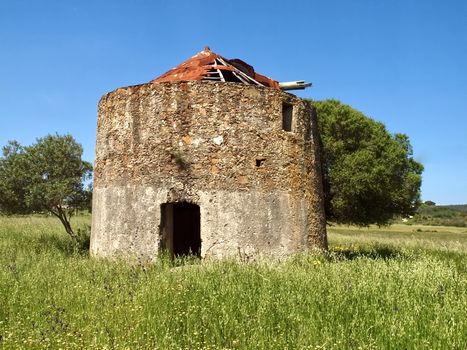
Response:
160,202,201,257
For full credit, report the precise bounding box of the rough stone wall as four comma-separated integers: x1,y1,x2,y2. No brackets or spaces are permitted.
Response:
91,81,327,260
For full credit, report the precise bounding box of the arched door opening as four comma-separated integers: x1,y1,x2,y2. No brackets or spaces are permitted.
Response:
160,202,201,257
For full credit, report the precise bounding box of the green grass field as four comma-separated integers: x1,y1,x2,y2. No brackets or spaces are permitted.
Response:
1,216,466,349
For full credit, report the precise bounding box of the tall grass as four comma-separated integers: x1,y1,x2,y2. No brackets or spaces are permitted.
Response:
1,216,466,349
328,223,467,253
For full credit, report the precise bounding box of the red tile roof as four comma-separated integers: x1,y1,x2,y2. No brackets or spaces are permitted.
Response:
151,47,280,89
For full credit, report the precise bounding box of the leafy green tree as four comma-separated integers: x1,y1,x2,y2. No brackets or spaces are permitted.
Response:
309,99,423,225
0,134,92,239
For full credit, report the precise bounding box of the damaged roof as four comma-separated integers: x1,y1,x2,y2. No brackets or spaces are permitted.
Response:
151,47,280,89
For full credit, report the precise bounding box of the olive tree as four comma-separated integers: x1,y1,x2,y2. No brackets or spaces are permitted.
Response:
0,134,92,239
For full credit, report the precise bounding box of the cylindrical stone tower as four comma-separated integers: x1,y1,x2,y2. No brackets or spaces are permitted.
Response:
90,49,327,261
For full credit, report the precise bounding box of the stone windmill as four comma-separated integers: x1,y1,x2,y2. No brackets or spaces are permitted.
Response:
90,47,327,261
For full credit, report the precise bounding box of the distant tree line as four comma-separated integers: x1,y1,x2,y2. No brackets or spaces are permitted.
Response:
407,202,467,227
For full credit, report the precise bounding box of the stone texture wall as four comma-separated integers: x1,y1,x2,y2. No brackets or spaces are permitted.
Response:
91,81,327,260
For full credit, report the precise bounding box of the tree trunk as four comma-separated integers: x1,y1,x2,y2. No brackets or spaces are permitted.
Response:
50,207,76,240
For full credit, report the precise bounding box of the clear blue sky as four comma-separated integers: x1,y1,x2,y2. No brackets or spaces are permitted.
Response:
1,0,466,205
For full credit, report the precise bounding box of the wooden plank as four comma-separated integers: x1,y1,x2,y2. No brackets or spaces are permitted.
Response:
217,69,226,82
232,71,249,84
